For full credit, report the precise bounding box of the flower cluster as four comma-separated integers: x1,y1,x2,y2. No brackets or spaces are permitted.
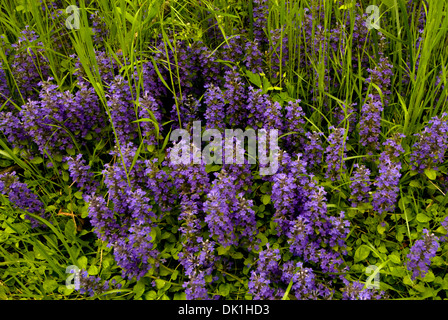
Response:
302,131,324,172
272,153,350,275
341,280,385,300
372,136,404,215
349,164,372,207
17,78,104,159
106,75,138,145
204,169,257,248
283,99,306,153
76,269,121,297
10,27,50,101
204,83,226,131
247,246,283,299
179,237,217,300
409,113,448,173
366,55,394,105
406,229,439,280
223,68,249,128
0,172,49,228
0,61,10,108
91,12,109,45
138,91,162,148
66,154,99,197
359,95,383,154
86,143,161,280
325,126,347,181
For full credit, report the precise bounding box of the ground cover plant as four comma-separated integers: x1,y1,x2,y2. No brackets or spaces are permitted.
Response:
0,0,448,300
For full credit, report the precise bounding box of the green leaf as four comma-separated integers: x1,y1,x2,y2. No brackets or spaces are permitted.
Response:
354,245,371,263
389,254,401,264
416,213,431,223
74,191,83,200
256,233,268,248
87,265,99,276
424,168,437,180
217,245,231,255
133,281,145,299
262,194,271,205
67,148,76,156
245,70,262,87
145,290,157,300
260,182,270,194
219,283,230,297
77,256,88,270
30,157,43,164
173,292,186,300
155,279,165,290
403,275,413,286
423,271,435,282
64,220,76,241
205,164,221,173
171,270,179,281
43,279,58,293
377,224,386,235
380,0,395,7
231,252,244,259
409,180,421,188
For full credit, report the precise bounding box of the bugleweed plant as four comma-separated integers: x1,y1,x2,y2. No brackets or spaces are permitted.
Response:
0,0,448,300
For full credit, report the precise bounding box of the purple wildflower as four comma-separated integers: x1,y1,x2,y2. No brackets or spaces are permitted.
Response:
406,229,439,280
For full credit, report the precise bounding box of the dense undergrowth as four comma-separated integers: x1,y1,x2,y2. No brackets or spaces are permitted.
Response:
0,0,448,300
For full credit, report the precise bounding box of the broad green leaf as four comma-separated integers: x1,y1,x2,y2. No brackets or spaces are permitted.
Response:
423,270,435,282
43,279,58,293
87,265,99,276
389,254,401,264
377,224,386,235
262,194,271,205
354,245,371,263
30,157,43,164
380,0,395,7
171,270,179,281
155,279,165,290
424,168,437,180
231,252,244,259
219,283,230,297
145,290,157,300
133,281,145,299
77,256,88,270
64,220,76,241
74,191,83,200
217,245,231,255
416,213,430,223
205,164,221,173
245,70,261,87
409,180,421,188
173,292,186,300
